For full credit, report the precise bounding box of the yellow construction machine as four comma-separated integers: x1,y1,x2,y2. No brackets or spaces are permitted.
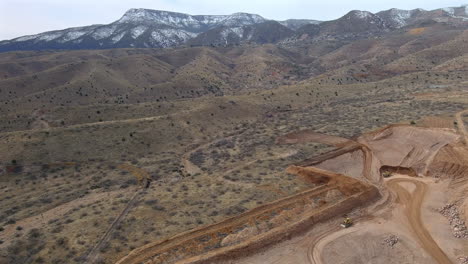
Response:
341,217,353,228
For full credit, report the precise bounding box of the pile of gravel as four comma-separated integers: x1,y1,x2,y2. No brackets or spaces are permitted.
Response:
382,234,399,247
457,256,468,264
439,203,468,239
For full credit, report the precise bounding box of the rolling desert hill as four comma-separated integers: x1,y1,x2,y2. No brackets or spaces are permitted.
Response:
0,3,467,264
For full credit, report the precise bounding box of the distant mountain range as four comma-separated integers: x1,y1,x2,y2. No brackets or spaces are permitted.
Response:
0,5,467,52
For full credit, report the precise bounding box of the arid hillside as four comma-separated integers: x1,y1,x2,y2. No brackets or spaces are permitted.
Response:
0,15,467,264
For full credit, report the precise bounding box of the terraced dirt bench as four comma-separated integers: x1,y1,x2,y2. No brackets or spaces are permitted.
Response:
116,167,379,264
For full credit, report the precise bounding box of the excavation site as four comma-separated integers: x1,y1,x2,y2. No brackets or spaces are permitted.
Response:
1,2,467,264
113,115,468,264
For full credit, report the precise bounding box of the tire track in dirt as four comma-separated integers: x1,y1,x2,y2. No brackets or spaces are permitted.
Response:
181,129,248,176
387,178,451,264
86,164,150,263
307,225,341,264
85,190,142,264
309,178,451,264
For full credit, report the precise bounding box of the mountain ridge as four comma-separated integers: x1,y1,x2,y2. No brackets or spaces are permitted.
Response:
0,5,466,52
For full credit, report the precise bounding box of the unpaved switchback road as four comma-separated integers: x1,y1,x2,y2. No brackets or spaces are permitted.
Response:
387,178,451,264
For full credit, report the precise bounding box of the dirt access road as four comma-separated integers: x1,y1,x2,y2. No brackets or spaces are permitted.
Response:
85,190,143,264
307,177,451,264
455,109,468,145
387,178,451,264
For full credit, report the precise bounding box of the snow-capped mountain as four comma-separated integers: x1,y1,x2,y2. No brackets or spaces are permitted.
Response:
116,9,266,30
0,5,466,52
320,10,388,34
378,5,468,29
0,9,269,51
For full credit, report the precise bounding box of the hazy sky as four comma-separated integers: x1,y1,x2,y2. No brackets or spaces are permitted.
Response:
1,0,467,40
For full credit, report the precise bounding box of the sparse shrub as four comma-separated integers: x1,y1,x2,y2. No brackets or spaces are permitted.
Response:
382,171,392,178
144,199,158,205
56,237,68,247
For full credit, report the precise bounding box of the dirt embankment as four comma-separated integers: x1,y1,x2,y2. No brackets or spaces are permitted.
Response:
236,124,465,264
117,124,465,264
116,168,377,264
455,109,468,145
278,130,379,184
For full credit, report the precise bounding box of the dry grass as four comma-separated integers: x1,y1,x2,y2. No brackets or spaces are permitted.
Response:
408,27,427,35
0,22,467,263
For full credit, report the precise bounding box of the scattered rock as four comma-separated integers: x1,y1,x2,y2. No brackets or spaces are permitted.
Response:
220,226,259,247
382,234,399,247
439,203,468,239
458,256,468,264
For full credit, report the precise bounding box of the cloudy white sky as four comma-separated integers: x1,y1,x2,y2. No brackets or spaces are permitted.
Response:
1,0,467,40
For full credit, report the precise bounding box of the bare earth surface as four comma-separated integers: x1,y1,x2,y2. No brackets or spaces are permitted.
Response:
218,114,468,264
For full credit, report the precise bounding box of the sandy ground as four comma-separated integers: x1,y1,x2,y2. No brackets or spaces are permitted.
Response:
231,175,468,264
455,110,468,145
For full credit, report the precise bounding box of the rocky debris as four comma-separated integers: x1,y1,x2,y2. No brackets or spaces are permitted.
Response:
439,203,468,239
458,256,468,264
382,234,399,247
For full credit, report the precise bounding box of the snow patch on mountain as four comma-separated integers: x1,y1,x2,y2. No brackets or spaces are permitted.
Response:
198,15,227,25
38,33,62,41
221,13,265,26
116,8,266,31
220,27,244,39
388,8,412,27
112,32,126,43
131,26,147,38
354,11,373,19
150,29,197,47
60,31,88,42
118,8,151,23
92,26,117,40
15,34,39,42
442,7,455,16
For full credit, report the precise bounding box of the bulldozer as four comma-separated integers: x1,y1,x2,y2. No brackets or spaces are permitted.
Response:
341,217,353,228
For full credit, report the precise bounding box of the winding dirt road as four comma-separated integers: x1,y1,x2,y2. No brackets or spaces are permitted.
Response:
308,178,451,264
387,178,451,264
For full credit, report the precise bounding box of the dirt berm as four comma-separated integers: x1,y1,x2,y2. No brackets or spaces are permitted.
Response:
116,168,378,264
